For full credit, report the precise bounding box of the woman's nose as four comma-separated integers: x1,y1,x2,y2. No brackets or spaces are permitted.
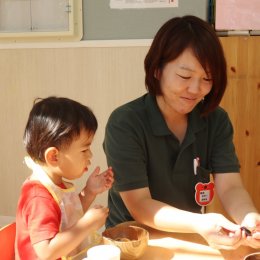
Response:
188,79,200,94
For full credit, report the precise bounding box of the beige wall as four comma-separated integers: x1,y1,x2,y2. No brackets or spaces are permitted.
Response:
0,37,259,221
0,42,148,219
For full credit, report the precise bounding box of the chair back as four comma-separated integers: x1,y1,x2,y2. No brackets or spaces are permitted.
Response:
0,222,16,260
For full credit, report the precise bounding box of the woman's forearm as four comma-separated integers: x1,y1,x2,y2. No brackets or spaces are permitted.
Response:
219,186,257,224
130,198,202,233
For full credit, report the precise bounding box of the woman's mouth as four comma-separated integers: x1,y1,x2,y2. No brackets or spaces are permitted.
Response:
182,96,197,101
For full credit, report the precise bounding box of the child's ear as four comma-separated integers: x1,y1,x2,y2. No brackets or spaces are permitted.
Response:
44,147,59,166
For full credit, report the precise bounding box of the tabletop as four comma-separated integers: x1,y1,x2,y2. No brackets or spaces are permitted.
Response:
122,222,259,260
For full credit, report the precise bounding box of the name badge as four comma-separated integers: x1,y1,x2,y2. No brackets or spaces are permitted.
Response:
195,182,214,206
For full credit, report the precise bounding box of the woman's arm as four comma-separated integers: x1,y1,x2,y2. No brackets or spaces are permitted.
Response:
120,187,242,249
120,187,199,232
214,172,260,248
214,172,258,224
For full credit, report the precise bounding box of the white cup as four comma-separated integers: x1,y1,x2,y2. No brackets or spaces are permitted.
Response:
84,245,121,260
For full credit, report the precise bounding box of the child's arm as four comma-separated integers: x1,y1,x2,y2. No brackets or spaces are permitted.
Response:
33,205,109,260
79,166,114,212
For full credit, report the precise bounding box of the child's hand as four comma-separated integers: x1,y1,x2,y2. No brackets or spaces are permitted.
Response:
82,205,109,231
85,166,114,196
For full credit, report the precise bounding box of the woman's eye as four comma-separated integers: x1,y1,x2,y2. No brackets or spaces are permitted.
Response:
203,77,212,82
177,74,191,80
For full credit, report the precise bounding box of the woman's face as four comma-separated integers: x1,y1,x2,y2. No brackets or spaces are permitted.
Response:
157,48,213,115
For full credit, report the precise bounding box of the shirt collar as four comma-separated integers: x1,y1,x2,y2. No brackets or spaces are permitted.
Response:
188,105,207,134
145,94,171,136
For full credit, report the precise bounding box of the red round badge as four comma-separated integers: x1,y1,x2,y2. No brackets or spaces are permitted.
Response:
195,182,214,206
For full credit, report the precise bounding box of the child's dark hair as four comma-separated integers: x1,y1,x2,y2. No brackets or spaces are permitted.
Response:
23,96,98,163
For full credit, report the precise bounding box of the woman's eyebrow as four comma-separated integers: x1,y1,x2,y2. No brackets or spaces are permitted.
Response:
178,65,195,72
179,65,211,75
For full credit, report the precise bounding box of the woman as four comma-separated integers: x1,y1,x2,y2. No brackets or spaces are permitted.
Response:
103,15,260,249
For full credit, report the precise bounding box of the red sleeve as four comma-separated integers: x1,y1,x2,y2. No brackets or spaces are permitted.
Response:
21,181,61,245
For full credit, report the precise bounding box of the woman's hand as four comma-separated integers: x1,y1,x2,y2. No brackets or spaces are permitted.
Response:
196,213,242,250
241,212,260,248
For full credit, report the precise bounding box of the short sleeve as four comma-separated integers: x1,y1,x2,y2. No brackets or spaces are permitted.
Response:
22,183,61,244
104,107,149,191
210,109,240,173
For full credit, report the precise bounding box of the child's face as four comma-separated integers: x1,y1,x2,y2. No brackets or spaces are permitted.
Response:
57,129,94,180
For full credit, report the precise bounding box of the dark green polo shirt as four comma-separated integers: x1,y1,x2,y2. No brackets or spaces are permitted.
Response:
103,93,240,228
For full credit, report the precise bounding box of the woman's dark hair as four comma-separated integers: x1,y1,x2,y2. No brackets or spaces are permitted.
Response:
144,15,227,116
23,96,98,163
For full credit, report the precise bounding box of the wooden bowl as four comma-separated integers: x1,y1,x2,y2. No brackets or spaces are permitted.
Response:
102,225,149,259
244,252,260,260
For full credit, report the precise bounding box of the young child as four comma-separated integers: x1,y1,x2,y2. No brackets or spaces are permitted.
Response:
15,96,114,259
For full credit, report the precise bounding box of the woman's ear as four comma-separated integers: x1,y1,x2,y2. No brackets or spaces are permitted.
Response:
44,147,59,166
154,69,161,80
